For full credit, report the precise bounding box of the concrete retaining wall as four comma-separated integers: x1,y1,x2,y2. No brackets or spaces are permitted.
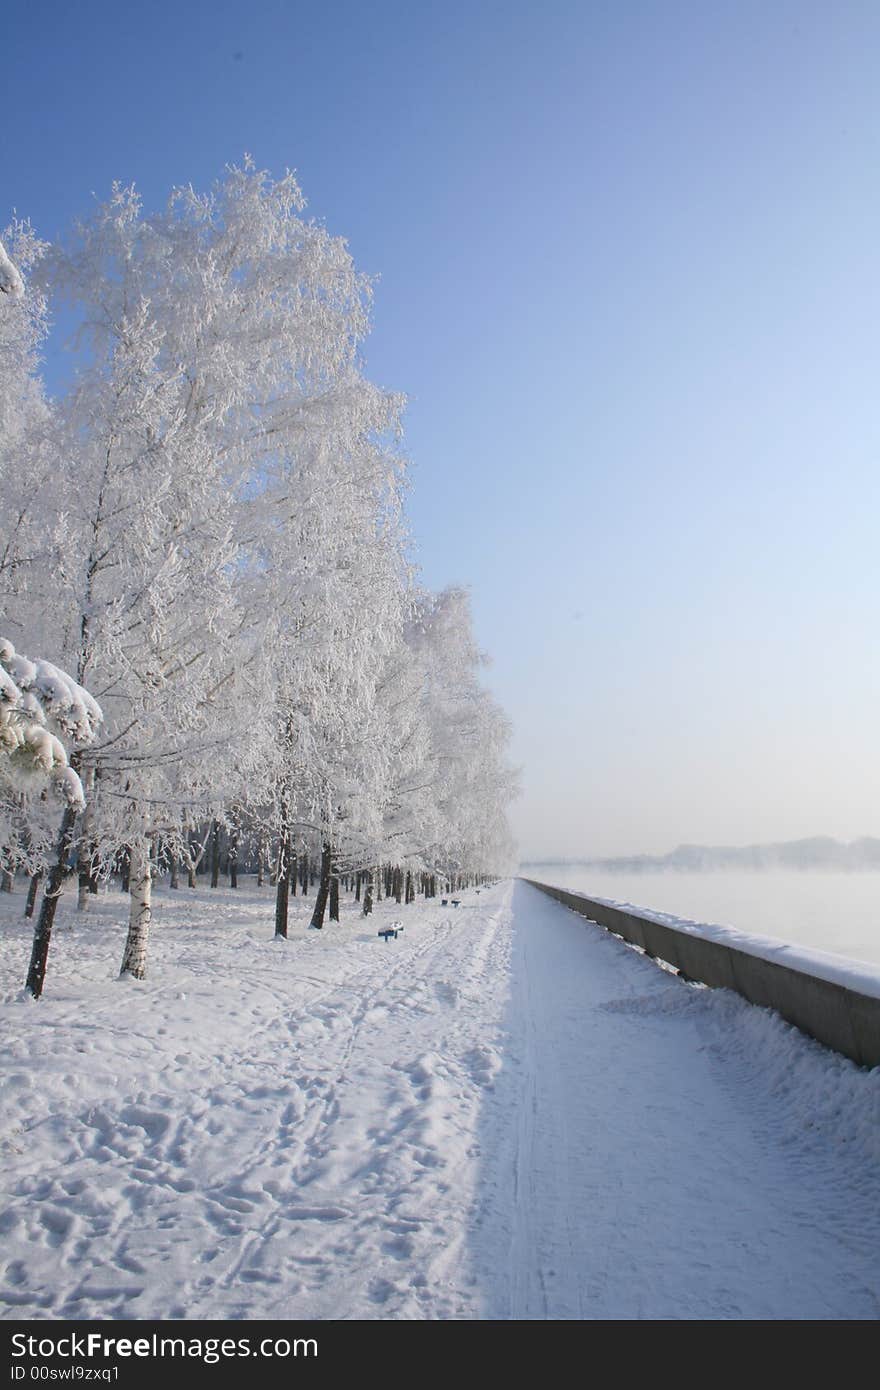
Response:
521,879,880,1068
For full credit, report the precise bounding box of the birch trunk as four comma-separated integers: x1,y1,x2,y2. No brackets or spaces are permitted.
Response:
76,768,97,909
210,820,220,888
2,800,20,892
24,871,42,919
274,793,291,938
26,803,79,998
310,840,332,929
329,857,339,922
120,843,152,980
229,819,238,889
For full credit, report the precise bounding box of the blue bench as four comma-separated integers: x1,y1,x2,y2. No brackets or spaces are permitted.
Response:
378,923,404,941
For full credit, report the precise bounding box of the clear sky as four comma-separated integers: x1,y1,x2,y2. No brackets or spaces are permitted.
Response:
5,1,880,858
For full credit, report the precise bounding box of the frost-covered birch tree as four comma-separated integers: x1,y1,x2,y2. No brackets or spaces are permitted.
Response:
0,224,54,602
0,187,244,984
0,640,104,998
1,160,517,993
407,588,518,881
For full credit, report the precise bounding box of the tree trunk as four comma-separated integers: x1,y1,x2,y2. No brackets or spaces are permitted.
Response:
355,870,361,903
88,771,100,893
310,840,332,929
76,768,96,909
300,852,309,896
2,818,19,891
361,868,374,916
24,871,42,919
182,820,194,887
26,803,79,998
78,851,92,908
210,820,220,888
170,856,179,889
120,842,152,979
274,795,292,938
229,818,239,889
290,851,297,895
329,857,340,922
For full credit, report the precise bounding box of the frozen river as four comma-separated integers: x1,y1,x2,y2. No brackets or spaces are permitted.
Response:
520,866,880,968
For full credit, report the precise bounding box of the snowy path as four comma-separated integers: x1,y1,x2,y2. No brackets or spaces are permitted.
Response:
471,881,879,1319
0,878,877,1320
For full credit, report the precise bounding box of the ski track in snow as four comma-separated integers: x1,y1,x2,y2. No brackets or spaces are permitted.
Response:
0,879,877,1320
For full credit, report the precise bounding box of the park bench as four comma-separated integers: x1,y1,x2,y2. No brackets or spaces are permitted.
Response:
377,923,404,941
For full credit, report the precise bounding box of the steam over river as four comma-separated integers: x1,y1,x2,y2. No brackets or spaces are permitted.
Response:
521,866,880,968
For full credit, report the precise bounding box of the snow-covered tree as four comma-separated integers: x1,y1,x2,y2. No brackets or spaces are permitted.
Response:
0,160,518,996
0,638,102,809
406,588,518,881
0,185,244,983
0,224,53,597
3,162,414,968
0,236,24,300
0,638,103,997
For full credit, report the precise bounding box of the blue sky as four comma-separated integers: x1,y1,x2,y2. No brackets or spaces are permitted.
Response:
5,0,880,856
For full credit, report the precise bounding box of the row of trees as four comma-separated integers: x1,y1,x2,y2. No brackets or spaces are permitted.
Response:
0,162,517,995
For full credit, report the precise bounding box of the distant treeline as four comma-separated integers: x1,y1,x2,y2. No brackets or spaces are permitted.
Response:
524,837,880,873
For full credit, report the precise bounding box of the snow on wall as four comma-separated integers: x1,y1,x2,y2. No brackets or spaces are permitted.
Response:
586,891,880,1001
524,878,880,1068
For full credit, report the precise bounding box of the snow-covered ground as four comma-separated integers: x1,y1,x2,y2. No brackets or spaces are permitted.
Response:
1,879,877,1320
